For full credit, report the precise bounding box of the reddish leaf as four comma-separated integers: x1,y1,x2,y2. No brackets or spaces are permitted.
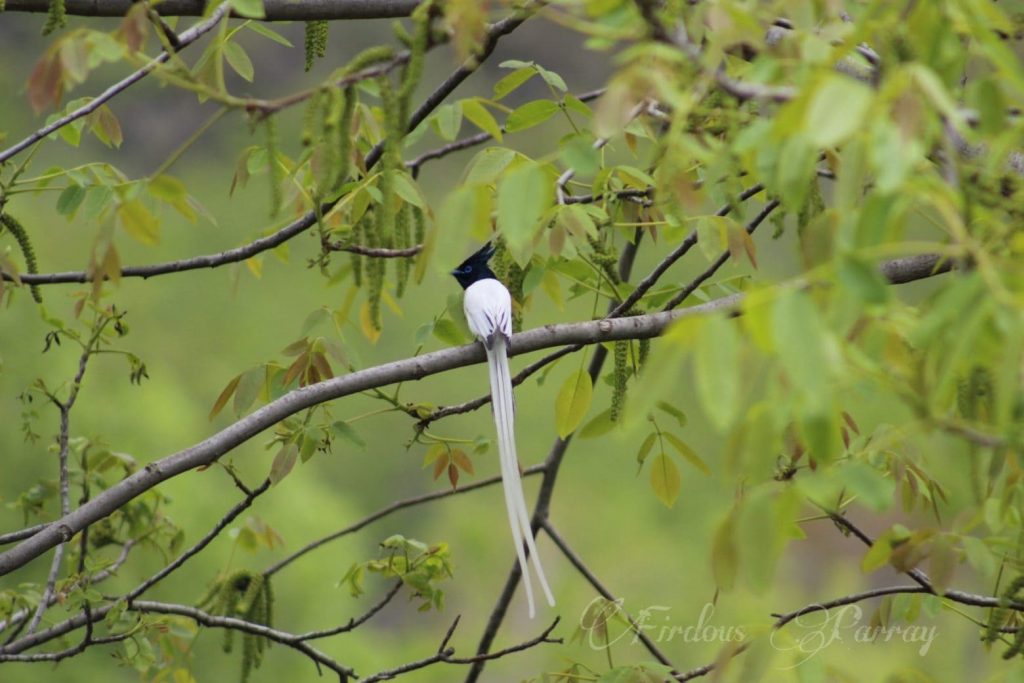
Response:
27,50,63,113
450,449,474,475
209,374,241,420
447,462,459,490
117,3,150,53
432,453,449,481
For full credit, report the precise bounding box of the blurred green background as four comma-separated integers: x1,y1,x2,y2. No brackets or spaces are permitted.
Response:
0,8,1008,683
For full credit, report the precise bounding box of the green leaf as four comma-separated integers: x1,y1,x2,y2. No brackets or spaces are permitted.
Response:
694,314,741,431
712,511,738,590
463,146,517,185
496,161,552,251
432,103,462,141
432,318,469,346
773,289,829,404
391,172,427,209
228,0,265,18
332,421,367,450
580,407,616,439
861,525,910,573
461,98,502,141
223,42,254,82
148,175,188,203
233,367,263,415
805,75,873,147
245,22,293,47
635,432,656,469
56,184,86,217
535,64,567,92
649,453,681,507
269,444,298,485
837,254,889,305
656,401,687,427
493,66,535,100
117,200,159,245
505,100,560,132
560,135,599,177
663,432,710,475
555,369,593,438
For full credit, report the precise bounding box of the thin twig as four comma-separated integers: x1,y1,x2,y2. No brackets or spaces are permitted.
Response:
822,511,1024,611
541,520,679,672
6,9,531,289
0,478,271,655
265,465,545,577
322,241,423,258
0,523,49,546
0,540,134,634
296,580,403,641
362,617,561,682
129,600,355,678
26,331,95,636
406,88,607,177
661,198,779,310
0,4,230,165
772,585,929,628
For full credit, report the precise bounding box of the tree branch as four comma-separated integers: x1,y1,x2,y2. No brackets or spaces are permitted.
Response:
0,477,271,655
541,519,679,672
322,241,423,258
25,327,97,636
265,465,545,577
296,579,403,642
0,254,954,578
823,511,1024,611
6,8,531,288
128,600,355,679
0,3,230,165
361,616,561,683
3,0,423,20
772,585,929,628
406,88,607,177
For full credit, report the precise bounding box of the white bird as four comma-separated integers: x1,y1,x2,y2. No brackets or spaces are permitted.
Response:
451,242,555,618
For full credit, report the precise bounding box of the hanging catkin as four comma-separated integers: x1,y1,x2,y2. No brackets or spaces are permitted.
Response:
0,213,43,303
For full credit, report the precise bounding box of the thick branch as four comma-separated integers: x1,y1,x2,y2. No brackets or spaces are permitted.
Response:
3,0,422,20
0,254,953,577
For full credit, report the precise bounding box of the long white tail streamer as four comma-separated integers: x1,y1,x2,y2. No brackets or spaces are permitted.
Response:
486,336,555,618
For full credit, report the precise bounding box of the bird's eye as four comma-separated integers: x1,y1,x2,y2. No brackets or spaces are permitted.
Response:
461,265,472,273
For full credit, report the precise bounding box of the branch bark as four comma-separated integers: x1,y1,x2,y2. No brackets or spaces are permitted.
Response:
3,0,422,20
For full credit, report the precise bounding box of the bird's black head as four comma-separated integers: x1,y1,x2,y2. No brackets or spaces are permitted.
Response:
451,241,498,289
